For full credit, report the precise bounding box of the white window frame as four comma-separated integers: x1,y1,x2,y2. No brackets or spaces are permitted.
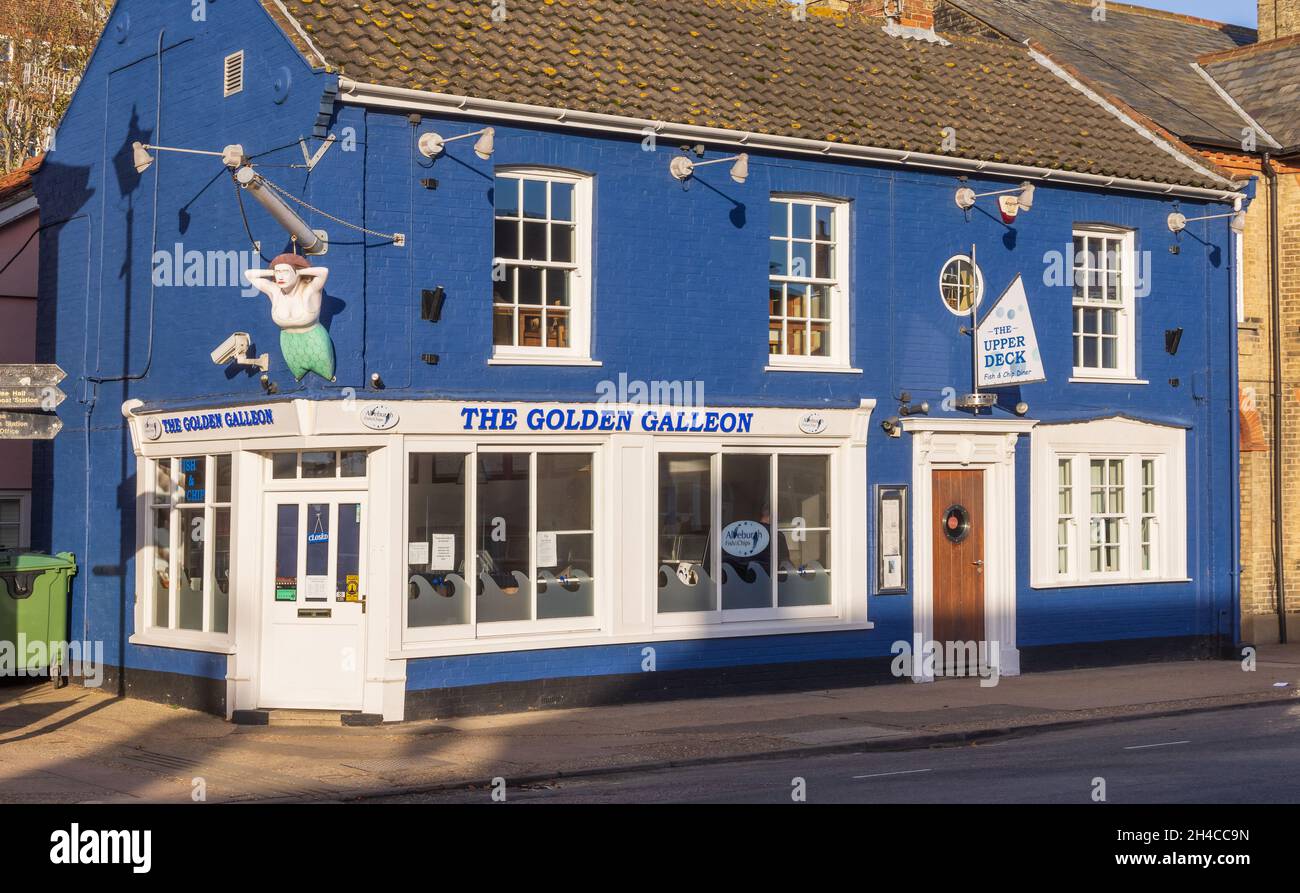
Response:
1071,226,1138,382
132,455,236,651
653,445,841,626
489,167,596,366
938,254,985,317
0,490,30,550
401,442,605,646
766,194,853,372
1031,418,1187,588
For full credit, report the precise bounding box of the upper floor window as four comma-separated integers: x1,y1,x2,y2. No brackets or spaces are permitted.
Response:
492,168,593,363
768,195,850,369
1072,227,1136,380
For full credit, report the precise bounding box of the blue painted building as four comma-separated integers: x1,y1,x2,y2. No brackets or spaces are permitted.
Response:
32,0,1245,719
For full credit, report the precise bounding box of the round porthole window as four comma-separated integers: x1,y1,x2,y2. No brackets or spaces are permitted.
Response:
939,255,984,316
942,504,972,543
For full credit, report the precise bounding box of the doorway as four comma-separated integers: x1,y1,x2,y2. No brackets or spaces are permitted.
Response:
259,494,367,709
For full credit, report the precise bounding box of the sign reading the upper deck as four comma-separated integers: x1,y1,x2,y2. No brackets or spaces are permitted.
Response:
977,275,1045,387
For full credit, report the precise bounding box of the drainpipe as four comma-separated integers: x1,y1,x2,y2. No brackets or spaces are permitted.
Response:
1264,153,1287,643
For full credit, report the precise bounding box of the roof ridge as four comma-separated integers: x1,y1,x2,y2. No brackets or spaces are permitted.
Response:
1023,39,1238,187
1199,32,1300,65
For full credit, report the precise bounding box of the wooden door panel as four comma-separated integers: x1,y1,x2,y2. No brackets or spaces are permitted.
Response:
931,470,985,668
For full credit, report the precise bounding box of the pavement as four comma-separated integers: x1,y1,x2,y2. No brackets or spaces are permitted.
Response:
2,645,1299,803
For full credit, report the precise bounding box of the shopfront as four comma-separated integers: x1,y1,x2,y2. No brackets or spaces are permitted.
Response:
123,398,875,721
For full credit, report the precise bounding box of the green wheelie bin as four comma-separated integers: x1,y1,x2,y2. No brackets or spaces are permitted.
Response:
0,551,77,677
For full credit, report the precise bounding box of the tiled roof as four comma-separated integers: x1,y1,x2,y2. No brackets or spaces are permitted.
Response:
1201,36,1300,149
0,154,42,207
270,0,1234,191
941,0,1257,145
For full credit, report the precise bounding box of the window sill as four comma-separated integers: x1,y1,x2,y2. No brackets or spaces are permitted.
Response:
1030,576,1191,590
395,617,873,659
489,356,603,367
129,631,236,655
765,363,862,375
1068,375,1148,385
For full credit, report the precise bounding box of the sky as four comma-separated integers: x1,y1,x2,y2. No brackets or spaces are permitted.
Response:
1130,0,1257,27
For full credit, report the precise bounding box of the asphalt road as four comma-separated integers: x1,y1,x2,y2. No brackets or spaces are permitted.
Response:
381,701,1300,804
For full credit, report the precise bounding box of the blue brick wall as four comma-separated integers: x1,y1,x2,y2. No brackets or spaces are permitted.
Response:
33,0,1239,691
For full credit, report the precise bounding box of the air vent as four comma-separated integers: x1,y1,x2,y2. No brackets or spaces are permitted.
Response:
223,51,244,97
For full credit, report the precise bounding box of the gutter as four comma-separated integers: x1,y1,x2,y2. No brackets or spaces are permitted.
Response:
336,78,1244,204
1264,153,1288,643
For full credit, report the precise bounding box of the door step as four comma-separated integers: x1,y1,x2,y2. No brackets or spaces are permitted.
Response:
232,709,383,727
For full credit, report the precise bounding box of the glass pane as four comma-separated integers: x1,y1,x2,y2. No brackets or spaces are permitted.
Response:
809,321,830,357
518,308,543,347
786,321,807,356
536,455,594,621
517,266,543,304
522,221,547,261
777,455,830,607
154,458,174,504
178,508,204,631
546,269,569,306
769,322,784,355
1057,519,1070,549
550,224,573,263
301,451,337,479
538,454,593,531
551,182,574,221
721,454,772,610
787,283,806,318
791,242,812,279
340,451,367,478
493,307,514,346
336,503,361,602
809,284,830,319
305,503,330,583
768,239,787,277
275,504,299,602
152,508,171,628
769,200,788,238
210,508,230,634
769,285,783,317
1102,338,1117,369
179,457,206,503
1058,545,1069,575
477,453,531,623
495,218,519,259
546,310,569,348
1083,336,1098,368
523,179,547,219
492,265,516,305
408,454,469,628
792,203,812,240
215,455,232,503
815,204,834,241
814,242,833,279
495,177,519,216
658,454,715,613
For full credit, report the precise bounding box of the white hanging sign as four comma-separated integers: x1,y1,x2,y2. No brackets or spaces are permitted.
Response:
977,275,1046,387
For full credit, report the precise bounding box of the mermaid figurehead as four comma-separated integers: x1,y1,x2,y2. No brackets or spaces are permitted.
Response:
243,253,336,382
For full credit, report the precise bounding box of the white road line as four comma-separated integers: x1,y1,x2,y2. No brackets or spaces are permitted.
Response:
1123,740,1190,750
852,768,934,780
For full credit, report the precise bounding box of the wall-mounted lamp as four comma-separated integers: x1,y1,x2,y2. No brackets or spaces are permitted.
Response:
669,152,749,185
1014,401,1030,417
370,372,385,390
1165,327,1184,356
897,392,930,416
881,417,902,438
422,287,447,323
418,127,495,161
132,141,247,174
955,179,1035,222
259,373,278,395
1167,209,1246,235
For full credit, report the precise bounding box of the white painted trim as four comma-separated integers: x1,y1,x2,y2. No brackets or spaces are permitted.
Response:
1030,417,1188,589
909,422,1028,682
1068,377,1149,385
902,417,1037,435
488,357,604,367
764,364,863,374
265,0,331,70
0,195,37,229
939,254,985,317
336,79,1244,203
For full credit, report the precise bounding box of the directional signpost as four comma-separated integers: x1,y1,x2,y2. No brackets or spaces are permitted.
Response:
0,365,66,440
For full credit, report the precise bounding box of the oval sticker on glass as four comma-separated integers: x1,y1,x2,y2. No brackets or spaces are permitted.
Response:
722,520,770,558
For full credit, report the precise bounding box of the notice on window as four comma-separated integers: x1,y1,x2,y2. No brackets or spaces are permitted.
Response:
882,499,901,557
304,577,330,603
430,534,456,571
537,532,558,569
407,541,430,567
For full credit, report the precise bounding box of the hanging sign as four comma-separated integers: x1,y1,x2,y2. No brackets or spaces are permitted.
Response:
0,412,63,440
977,275,1046,387
0,364,65,387
0,385,65,410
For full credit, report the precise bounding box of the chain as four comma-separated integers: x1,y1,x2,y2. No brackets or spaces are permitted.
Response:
255,173,402,242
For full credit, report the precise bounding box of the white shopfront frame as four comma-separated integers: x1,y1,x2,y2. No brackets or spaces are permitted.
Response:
123,398,875,721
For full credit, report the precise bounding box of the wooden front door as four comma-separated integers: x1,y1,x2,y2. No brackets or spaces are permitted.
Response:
931,469,985,672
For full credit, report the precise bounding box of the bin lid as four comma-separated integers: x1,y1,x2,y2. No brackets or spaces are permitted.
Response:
0,551,77,573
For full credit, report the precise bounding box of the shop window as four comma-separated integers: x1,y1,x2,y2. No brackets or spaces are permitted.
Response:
1032,419,1186,588
768,195,850,369
270,450,368,480
405,450,596,636
146,455,232,637
1072,227,1136,380
657,451,832,616
492,168,592,363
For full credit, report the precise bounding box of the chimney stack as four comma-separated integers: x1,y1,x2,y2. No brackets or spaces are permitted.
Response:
1258,0,1300,40
846,1,937,30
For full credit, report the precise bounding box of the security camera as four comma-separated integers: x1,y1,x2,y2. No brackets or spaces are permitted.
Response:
211,332,269,372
